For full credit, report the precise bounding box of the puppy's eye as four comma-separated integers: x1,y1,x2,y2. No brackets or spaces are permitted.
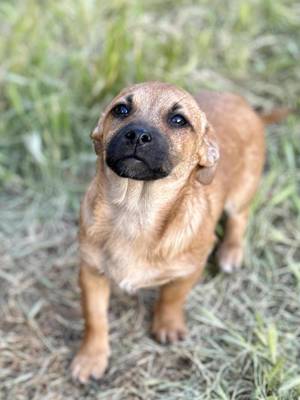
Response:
111,104,130,118
169,114,188,127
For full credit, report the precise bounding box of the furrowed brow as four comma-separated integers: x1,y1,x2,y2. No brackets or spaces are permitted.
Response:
170,102,183,113
126,94,133,105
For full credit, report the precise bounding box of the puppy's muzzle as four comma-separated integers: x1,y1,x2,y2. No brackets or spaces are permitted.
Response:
106,122,173,181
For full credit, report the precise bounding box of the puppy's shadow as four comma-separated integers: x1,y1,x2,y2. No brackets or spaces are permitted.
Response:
205,214,226,278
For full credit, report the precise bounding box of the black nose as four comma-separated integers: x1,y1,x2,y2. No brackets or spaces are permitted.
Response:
125,129,152,146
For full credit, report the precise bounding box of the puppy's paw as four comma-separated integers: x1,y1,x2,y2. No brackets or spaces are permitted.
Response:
152,316,187,344
71,347,109,384
217,243,243,273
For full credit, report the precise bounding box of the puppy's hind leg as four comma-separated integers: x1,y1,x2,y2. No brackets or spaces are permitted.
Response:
217,207,249,273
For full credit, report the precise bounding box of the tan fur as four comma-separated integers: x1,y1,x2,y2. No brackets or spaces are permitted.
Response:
71,82,268,383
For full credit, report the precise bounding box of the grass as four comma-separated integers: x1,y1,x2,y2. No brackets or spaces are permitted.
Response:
0,0,299,399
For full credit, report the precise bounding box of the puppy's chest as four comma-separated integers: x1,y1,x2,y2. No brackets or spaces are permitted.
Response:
100,207,195,292
104,205,157,266
111,206,154,240
102,241,196,293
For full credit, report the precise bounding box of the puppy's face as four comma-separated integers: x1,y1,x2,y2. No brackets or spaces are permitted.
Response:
92,82,217,182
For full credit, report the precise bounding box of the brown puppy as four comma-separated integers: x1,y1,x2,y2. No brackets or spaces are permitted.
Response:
71,81,284,383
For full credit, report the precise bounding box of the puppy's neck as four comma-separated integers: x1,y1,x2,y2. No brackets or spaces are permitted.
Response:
105,168,186,208
102,167,192,237
105,171,145,210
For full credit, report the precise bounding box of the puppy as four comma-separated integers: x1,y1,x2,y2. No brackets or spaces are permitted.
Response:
71,81,286,383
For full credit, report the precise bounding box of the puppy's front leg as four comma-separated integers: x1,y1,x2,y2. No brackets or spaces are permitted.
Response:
152,269,203,344
71,265,110,383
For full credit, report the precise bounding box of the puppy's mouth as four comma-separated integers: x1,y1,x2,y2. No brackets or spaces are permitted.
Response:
108,155,169,181
118,155,150,168
105,122,173,181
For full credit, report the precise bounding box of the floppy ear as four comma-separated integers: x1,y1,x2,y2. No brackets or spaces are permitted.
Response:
197,123,219,185
90,115,105,155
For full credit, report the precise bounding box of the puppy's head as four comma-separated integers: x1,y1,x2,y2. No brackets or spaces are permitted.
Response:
91,82,219,184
